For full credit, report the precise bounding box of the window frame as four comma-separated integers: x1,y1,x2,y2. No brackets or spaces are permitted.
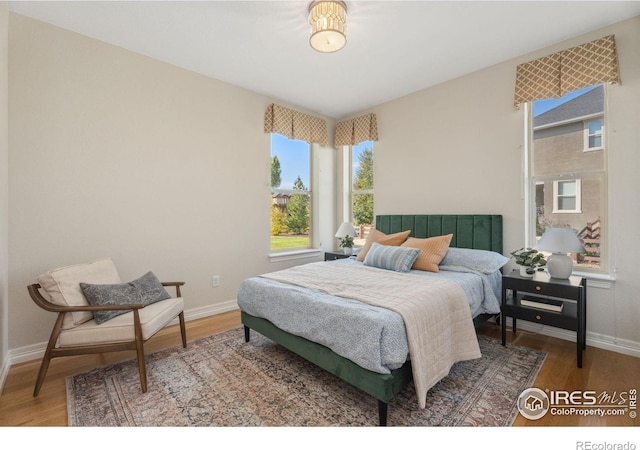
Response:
269,133,314,254
552,179,582,213
584,117,604,152
525,86,610,277
349,141,374,246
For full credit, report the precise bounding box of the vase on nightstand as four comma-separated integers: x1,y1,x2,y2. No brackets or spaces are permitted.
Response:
342,247,352,255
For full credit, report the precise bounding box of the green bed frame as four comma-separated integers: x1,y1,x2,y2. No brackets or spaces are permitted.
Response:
242,214,503,426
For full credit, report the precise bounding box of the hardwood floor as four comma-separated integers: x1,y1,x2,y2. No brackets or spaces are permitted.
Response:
1,309,638,427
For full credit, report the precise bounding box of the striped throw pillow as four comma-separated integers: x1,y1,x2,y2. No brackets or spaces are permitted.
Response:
362,242,421,273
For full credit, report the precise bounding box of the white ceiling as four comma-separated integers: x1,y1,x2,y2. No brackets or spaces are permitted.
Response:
9,1,640,119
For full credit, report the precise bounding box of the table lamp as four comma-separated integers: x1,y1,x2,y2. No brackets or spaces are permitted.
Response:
534,227,586,279
335,222,357,254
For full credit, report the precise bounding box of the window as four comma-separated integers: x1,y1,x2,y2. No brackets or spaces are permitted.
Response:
553,179,581,213
529,85,607,273
351,141,373,247
270,133,311,251
585,118,603,151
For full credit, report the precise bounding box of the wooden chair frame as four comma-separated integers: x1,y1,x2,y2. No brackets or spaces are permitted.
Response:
27,282,187,397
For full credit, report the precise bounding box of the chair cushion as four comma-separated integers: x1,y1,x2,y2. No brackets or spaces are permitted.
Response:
80,271,171,324
57,297,184,347
37,258,121,329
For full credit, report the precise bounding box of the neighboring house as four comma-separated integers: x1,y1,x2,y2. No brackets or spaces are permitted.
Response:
271,192,290,212
532,85,604,264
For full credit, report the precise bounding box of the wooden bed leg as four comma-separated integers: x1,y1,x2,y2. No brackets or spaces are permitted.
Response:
244,325,250,342
378,400,388,426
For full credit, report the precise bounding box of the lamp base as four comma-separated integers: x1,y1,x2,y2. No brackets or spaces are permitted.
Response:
546,253,574,279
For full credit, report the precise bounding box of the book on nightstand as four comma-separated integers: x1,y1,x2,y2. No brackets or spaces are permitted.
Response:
520,296,564,312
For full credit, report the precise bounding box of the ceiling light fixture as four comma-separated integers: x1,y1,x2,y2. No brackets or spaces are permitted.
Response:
309,1,347,53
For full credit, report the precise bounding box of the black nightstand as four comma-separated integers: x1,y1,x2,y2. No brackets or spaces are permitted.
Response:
501,270,587,367
324,251,351,261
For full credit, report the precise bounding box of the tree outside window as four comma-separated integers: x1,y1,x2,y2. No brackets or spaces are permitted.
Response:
270,134,311,251
352,141,374,246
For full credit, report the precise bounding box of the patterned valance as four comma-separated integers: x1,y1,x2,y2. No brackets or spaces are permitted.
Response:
334,113,378,147
264,103,328,145
514,35,620,108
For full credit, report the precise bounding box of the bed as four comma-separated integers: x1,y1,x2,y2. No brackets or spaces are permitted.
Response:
238,214,505,426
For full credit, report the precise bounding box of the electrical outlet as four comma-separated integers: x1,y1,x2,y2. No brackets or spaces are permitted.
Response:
212,275,220,287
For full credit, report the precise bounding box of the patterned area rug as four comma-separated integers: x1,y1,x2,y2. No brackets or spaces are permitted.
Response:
66,327,546,426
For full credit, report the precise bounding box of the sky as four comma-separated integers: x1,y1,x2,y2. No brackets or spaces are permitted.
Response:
271,135,372,190
271,133,310,189
533,85,599,117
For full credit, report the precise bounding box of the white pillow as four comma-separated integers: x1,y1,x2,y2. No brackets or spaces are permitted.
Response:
37,258,121,329
440,247,509,274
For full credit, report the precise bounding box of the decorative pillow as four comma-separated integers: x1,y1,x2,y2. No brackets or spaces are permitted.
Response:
37,258,121,329
363,243,421,273
401,234,453,273
80,271,171,325
440,247,509,274
356,229,411,262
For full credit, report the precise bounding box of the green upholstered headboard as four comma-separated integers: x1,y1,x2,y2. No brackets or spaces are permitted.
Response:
375,214,503,254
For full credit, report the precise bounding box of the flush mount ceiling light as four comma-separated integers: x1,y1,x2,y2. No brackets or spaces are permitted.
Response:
309,1,347,53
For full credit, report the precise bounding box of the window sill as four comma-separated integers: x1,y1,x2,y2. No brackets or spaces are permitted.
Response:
573,270,616,289
269,248,322,263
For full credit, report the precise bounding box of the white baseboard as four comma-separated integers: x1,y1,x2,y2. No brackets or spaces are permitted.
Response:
511,321,640,358
3,301,639,392
0,355,9,395
6,300,240,367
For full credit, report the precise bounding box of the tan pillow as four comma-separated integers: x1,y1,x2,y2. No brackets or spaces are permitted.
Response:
356,229,411,262
401,234,453,272
37,258,121,329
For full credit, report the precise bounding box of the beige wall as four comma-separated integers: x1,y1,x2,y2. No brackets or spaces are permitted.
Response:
371,41,525,258
0,1,9,384
4,11,640,365
7,14,333,352
370,16,640,352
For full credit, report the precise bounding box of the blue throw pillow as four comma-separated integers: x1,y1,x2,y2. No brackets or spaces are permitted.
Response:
363,242,421,273
80,271,171,324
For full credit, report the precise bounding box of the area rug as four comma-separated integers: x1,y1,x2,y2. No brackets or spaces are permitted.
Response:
66,327,546,427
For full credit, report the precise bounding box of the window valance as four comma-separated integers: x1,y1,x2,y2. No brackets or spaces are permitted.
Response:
334,113,378,147
514,35,620,108
264,103,328,145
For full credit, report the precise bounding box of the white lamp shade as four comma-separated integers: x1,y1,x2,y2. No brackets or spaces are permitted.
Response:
534,227,586,254
534,227,586,279
335,222,357,238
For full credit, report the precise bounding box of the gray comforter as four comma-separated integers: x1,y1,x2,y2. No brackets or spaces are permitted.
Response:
237,258,501,375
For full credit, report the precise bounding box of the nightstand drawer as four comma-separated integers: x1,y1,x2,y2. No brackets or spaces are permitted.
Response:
510,304,578,330
503,277,581,300
501,269,587,368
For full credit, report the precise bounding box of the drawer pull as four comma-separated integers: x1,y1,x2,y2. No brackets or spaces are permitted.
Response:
535,286,542,291
536,315,542,320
